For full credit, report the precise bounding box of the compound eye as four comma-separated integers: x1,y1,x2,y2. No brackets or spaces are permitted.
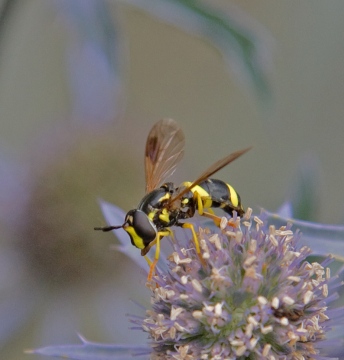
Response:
131,210,156,246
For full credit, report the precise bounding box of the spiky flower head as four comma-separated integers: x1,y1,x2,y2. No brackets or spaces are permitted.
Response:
134,210,344,359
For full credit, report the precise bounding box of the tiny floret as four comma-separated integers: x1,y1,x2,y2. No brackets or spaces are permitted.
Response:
133,210,344,359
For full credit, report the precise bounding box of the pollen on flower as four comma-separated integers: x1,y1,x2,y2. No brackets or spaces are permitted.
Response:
280,317,289,326
243,207,252,219
304,290,314,304
191,279,203,293
283,296,295,305
272,297,280,309
220,216,228,230
263,343,272,357
257,296,268,305
243,255,257,266
180,275,188,285
253,215,263,225
133,212,344,360
261,325,273,334
208,233,222,249
269,234,278,247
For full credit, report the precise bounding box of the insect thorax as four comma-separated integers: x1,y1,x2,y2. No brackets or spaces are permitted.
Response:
136,184,179,228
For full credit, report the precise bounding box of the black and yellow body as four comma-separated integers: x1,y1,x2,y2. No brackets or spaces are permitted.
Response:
96,178,245,280
121,178,244,260
179,178,245,218
123,183,175,253
94,118,250,280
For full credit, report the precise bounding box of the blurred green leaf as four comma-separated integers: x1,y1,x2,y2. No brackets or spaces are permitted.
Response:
175,0,270,97
119,0,271,99
286,154,321,221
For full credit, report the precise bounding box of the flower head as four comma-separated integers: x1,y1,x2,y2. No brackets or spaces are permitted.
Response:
133,210,344,359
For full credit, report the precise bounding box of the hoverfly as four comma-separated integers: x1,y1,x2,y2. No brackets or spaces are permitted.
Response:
95,119,251,279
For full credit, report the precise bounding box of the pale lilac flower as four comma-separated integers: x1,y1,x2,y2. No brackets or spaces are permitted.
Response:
31,207,344,359
130,210,344,359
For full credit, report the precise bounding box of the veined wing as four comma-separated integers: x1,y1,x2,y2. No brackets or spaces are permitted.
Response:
145,118,185,193
170,146,252,203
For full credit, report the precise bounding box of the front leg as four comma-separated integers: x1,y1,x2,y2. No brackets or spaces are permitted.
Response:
145,229,171,281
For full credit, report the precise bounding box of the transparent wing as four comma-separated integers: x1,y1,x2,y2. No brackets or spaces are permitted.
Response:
170,146,252,203
145,119,185,193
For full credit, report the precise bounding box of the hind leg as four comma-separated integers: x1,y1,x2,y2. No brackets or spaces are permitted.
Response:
181,222,206,266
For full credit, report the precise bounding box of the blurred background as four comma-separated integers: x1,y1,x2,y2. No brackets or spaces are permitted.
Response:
0,0,344,359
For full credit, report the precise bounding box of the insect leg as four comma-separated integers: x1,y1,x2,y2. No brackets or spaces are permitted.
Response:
206,208,215,215
193,191,213,216
194,191,204,215
141,239,156,256
201,211,222,227
193,192,224,226
181,223,206,266
201,211,238,228
144,255,153,266
147,230,171,281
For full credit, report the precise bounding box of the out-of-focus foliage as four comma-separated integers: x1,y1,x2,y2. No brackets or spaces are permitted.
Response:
57,0,125,125
117,0,271,98
0,1,272,359
2,1,344,359
286,154,322,222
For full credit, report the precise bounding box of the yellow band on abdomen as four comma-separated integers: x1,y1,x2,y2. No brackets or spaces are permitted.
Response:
227,184,239,207
183,182,212,209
